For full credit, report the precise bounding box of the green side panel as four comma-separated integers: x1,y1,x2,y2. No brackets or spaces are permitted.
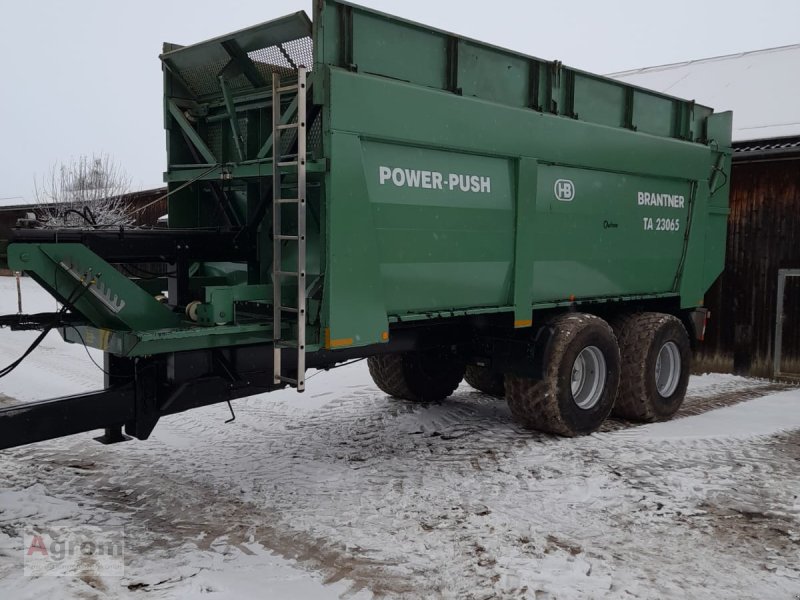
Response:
323,132,388,347
8,243,181,331
531,165,692,302
572,73,627,128
458,41,529,107
352,11,448,89
678,182,710,308
631,90,676,138
694,106,714,141
327,69,712,182
703,111,734,298
323,68,729,329
513,158,538,324
360,141,515,314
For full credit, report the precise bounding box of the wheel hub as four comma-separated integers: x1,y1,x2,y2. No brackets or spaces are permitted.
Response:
655,341,681,397
571,346,606,410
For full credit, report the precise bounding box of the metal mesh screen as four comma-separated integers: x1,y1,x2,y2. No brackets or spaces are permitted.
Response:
179,61,250,98
175,36,314,99
273,36,314,70
168,32,320,162
206,124,224,161
308,113,322,157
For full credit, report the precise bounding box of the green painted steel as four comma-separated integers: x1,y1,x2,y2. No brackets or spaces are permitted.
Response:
8,244,181,332
8,0,731,358
315,0,731,346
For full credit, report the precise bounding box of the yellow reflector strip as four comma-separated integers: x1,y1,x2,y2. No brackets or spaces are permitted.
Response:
514,319,533,328
324,328,354,349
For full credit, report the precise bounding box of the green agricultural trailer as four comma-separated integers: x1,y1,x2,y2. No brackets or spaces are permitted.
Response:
0,1,731,448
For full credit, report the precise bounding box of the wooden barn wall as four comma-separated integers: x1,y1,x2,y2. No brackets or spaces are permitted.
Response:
120,188,168,226
698,157,800,377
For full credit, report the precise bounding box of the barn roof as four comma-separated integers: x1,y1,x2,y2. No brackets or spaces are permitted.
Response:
609,44,800,143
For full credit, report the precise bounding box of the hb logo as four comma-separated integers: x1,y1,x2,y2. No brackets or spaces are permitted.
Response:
554,179,575,202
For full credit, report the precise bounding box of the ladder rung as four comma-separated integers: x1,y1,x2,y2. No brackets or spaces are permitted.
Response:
277,84,299,93
275,198,301,204
280,306,299,314
276,123,299,130
276,341,300,349
278,161,299,167
277,375,299,385
274,270,300,277
275,235,300,241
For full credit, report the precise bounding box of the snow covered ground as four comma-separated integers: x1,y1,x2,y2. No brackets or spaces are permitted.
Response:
1,276,800,599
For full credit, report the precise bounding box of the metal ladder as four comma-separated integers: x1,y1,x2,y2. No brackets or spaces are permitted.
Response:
272,66,307,392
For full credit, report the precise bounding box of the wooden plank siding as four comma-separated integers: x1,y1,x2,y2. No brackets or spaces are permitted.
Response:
698,156,800,376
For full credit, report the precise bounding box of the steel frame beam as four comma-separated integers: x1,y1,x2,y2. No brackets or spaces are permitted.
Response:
0,315,554,450
11,229,255,263
220,39,268,88
168,100,218,164
218,76,247,161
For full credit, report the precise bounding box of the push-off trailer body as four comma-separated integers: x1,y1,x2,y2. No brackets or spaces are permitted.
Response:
0,1,731,447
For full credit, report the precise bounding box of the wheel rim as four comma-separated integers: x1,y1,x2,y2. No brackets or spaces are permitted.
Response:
571,346,606,410
655,341,681,398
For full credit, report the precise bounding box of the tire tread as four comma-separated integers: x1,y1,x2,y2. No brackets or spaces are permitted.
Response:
612,312,690,422
506,313,618,437
465,365,505,397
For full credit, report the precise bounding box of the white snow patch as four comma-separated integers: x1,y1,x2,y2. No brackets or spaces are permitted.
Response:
0,276,103,402
619,388,800,441
0,484,81,523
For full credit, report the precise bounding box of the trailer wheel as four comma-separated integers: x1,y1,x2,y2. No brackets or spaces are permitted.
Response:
464,365,505,397
368,351,465,402
612,313,691,422
505,313,620,437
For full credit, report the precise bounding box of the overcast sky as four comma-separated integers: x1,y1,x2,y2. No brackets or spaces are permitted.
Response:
1,0,798,203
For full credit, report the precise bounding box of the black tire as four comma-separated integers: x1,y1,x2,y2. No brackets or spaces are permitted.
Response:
464,365,505,397
505,313,620,437
368,351,466,402
612,312,691,422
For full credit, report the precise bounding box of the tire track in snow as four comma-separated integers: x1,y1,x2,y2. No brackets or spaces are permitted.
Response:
2,370,800,598
111,382,800,596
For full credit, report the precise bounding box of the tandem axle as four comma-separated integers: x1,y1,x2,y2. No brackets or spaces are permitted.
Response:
0,303,706,450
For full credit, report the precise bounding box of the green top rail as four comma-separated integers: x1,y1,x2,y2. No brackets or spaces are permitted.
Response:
314,0,712,143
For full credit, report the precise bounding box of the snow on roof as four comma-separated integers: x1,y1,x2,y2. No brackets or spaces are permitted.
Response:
0,198,27,209
609,44,800,143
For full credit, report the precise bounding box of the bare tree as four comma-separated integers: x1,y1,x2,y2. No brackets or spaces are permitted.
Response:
34,154,134,228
